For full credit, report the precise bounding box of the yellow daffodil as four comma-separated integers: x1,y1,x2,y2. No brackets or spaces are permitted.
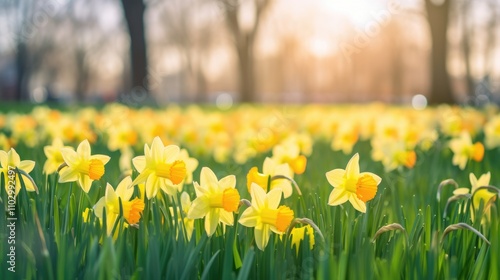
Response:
449,132,484,170
272,141,308,175
0,148,38,196
331,124,359,155
94,176,145,236
238,183,294,250
43,138,72,174
0,133,12,151
326,153,381,213
246,157,294,198
453,172,496,223
484,115,500,149
59,140,110,193
82,207,92,223
372,140,416,171
169,192,194,241
187,167,240,236
290,225,315,255
131,136,187,199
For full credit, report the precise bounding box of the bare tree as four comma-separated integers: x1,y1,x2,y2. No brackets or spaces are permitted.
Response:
121,0,149,98
160,0,215,102
425,0,455,104
218,0,273,102
484,0,498,80
460,0,475,97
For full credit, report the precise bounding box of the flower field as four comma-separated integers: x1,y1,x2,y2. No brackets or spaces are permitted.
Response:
1,103,500,279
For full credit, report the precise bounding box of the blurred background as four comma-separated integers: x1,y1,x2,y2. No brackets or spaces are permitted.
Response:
0,0,499,105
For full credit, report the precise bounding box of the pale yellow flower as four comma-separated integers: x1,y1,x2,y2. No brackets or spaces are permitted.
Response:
59,140,110,193
131,136,186,199
43,138,72,174
0,148,37,196
453,172,496,223
290,225,315,255
484,115,500,149
326,153,381,213
94,176,145,236
238,183,294,250
246,157,294,198
169,192,195,241
187,167,240,236
449,132,484,170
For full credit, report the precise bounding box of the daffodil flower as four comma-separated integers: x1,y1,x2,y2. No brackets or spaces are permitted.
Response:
326,153,381,213
290,225,315,255
0,148,37,196
272,141,308,174
453,172,496,223
238,183,294,250
131,137,187,199
246,157,294,198
59,140,110,193
187,167,240,237
94,176,145,236
449,132,484,170
43,138,72,174
169,192,195,241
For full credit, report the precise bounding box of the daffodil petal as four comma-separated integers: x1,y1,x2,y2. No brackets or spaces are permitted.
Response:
238,207,258,227
219,210,234,225
58,168,79,183
349,194,367,213
79,175,92,193
250,183,267,209
205,209,219,236
200,167,218,190
132,156,146,172
328,188,348,206
60,148,78,166
359,172,382,185
20,174,36,192
262,157,275,175
18,160,35,173
0,150,8,168
77,140,91,159
131,170,151,186
180,192,191,212
116,176,134,201
187,197,210,219
91,155,111,165
266,187,283,209
145,173,159,199
219,174,236,190
254,226,271,251
93,197,106,218
326,169,345,187
151,137,165,162
164,145,180,162
105,183,118,206
346,153,360,178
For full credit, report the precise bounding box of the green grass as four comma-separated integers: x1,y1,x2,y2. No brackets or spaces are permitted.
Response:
0,105,499,279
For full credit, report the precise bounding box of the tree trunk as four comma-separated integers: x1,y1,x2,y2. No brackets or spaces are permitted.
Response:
426,0,455,104
15,41,29,101
75,50,89,102
461,0,475,97
237,35,255,103
121,0,149,95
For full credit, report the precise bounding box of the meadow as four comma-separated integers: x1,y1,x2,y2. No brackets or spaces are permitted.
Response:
0,103,499,279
